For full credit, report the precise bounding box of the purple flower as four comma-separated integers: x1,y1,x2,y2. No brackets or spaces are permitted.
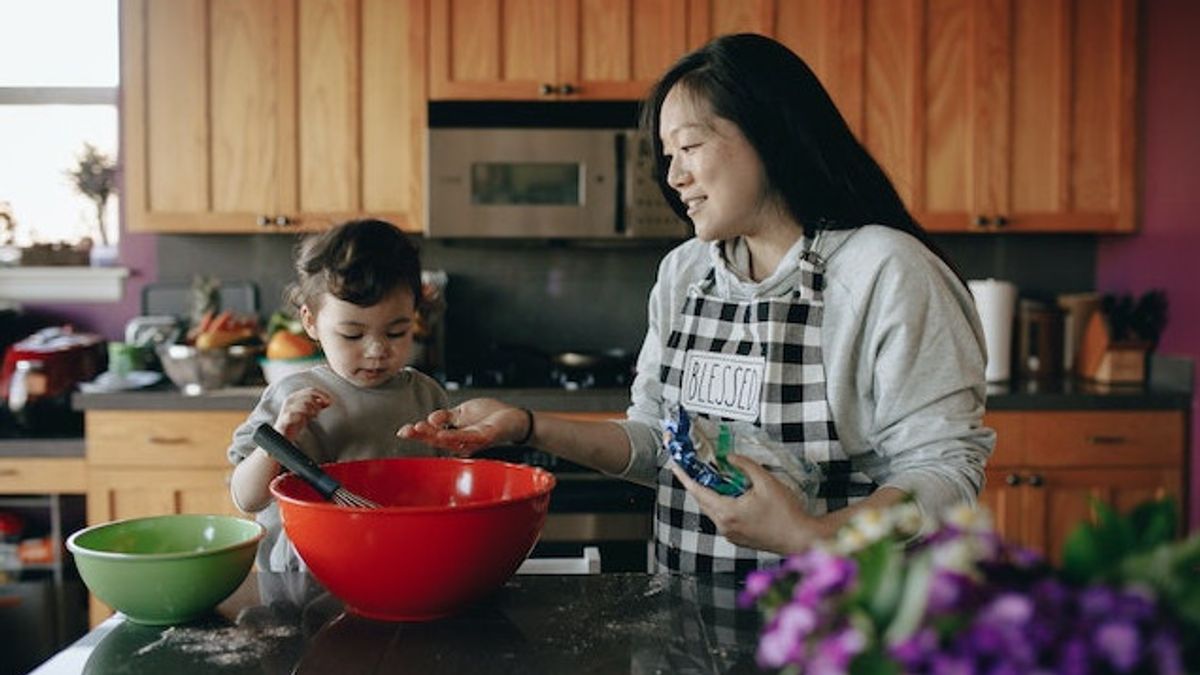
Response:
739,568,779,608
756,603,817,668
927,569,974,614
807,624,867,675
1078,586,1116,618
1093,621,1140,672
1057,637,1092,675
983,593,1033,624
1150,631,1185,675
890,627,939,669
793,550,857,605
930,653,974,675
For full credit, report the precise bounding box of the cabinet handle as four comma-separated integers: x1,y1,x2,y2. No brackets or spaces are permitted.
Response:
256,215,271,227
539,83,555,96
1026,474,1044,487
0,468,17,477
558,83,576,95
973,215,992,228
994,215,1009,228
1086,435,1127,445
273,215,291,226
147,436,189,445
1004,473,1022,486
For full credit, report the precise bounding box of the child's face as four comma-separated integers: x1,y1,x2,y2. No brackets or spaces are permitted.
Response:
301,286,416,388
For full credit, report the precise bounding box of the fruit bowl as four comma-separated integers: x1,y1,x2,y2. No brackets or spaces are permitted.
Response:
66,514,263,625
156,343,261,395
270,457,555,622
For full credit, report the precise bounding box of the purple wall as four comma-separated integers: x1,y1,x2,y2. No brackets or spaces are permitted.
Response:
1096,0,1200,528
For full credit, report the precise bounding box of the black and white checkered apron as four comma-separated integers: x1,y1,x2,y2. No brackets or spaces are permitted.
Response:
655,239,876,574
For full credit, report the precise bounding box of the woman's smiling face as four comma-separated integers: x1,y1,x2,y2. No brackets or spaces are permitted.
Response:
301,287,416,388
658,85,780,241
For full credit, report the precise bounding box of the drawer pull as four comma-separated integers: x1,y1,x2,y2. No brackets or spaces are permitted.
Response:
1026,474,1044,487
1004,473,1022,486
0,468,17,477
147,436,189,445
1086,435,1128,445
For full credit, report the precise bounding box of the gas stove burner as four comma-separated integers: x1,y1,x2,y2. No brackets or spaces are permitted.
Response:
447,344,635,390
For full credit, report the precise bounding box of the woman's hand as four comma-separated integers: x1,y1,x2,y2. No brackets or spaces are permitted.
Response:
669,454,832,555
274,387,332,440
397,398,529,455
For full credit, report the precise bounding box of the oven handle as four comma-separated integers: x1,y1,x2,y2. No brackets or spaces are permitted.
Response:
614,132,627,234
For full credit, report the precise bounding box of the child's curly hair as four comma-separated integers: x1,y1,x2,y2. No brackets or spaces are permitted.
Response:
287,219,423,313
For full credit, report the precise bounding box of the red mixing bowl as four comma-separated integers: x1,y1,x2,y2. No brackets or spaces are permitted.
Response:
270,457,555,622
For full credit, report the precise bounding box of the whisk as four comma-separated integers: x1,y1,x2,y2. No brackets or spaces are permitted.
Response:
253,424,380,508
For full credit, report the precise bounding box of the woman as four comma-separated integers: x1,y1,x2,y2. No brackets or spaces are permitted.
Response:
400,34,994,574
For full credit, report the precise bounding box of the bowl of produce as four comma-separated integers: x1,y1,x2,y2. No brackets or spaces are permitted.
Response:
157,343,261,395
270,457,555,622
260,313,323,384
67,514,264,625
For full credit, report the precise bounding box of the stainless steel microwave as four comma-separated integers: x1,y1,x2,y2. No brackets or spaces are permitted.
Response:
427,128,688,239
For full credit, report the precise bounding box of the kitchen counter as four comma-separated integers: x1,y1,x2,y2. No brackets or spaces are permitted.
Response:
30,572,760,674
0,437,85,458
73,385,637,414
72,378,1191,414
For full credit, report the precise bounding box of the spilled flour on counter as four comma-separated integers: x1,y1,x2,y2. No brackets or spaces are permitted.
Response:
134,624,299,666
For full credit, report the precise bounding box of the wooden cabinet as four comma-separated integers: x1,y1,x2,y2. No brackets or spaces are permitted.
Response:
85,410,246,524
121,0,427,233
979,410,1184,564
84,409,249,624
685,0,1139,234
429,0,688,100
852,0,1138,233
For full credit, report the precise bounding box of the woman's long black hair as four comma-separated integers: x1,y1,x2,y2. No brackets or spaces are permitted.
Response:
641,33,961,280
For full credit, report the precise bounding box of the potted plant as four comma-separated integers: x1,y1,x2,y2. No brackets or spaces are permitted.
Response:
66,143,118,263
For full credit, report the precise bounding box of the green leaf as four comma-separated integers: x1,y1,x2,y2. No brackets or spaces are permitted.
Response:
882,554,932,644
1062,524,1104,583
850,646,902,675
1128,498,1177,549
854,541,904,625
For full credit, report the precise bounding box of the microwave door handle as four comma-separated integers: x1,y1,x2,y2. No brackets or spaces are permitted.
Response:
613,132,627,235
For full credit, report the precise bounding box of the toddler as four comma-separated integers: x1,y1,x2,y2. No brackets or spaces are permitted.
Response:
228,219,448,571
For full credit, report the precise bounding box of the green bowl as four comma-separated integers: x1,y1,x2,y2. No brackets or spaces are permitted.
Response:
67,514,264,625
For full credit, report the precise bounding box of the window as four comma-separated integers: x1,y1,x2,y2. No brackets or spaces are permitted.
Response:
0,0,120,249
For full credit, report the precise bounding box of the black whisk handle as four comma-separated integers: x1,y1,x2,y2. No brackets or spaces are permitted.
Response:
253,423,342,500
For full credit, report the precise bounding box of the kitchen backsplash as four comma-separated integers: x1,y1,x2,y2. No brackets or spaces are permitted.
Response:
155,233,1096,361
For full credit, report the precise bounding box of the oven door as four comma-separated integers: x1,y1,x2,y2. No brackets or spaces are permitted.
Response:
428,128,618,238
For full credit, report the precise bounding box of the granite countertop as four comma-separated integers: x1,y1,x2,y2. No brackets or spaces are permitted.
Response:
72,378,1191,413
32,572,760,675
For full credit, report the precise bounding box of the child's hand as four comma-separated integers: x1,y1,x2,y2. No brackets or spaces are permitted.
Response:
275,387,333,440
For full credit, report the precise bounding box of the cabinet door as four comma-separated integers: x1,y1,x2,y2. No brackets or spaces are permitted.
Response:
429,0,559,99
685,0,775,48
1022,468,1180,565
558,0,688,100
980,469,1026,548
122,0,425,233
1003,0,1138,233
86,468,241,524
123,0,292,233
856,0,1138,234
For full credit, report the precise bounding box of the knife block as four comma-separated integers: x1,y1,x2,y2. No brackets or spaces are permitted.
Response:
1077,311,1149,384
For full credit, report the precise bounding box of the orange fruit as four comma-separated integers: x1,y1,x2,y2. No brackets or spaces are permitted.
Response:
266,331,318,360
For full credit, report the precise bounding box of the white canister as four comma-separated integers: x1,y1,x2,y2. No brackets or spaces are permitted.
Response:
967,279,1018,382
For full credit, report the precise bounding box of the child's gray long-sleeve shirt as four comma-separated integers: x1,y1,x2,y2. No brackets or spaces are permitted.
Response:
228,365,448,570
614,225,995,526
